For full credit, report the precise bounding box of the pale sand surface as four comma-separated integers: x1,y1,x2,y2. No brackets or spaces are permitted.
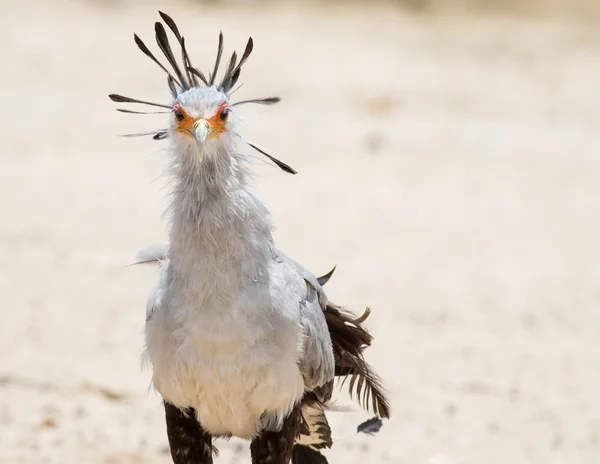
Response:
1,1,600,463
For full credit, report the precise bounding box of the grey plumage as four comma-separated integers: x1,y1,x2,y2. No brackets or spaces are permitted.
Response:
112,12,389,464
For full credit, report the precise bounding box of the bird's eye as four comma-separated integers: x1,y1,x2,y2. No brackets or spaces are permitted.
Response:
220,108,230,121
174,109,185,121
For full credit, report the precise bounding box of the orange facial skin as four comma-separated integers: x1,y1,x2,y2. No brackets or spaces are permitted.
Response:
175,102,228,139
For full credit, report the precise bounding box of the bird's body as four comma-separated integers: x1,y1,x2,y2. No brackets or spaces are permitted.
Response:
146,249,309,439
146,249,331,437
112,13,389,463
143,85,333,439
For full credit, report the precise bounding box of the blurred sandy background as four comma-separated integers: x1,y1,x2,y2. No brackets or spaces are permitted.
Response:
1,0,600,463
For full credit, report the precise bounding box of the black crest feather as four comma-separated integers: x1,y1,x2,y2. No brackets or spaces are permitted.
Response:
133,33,181,88
316,266,336,286
186,66,208,86
158,11,197,87
110,13,286,171
116,108,169,115
221,37,253,92
154,21,189,89
209,31,224,86
232,97,281,106
223,51,238,86
109,94,171,109
246,142,297,175
120,129,168,139
111,12,276,104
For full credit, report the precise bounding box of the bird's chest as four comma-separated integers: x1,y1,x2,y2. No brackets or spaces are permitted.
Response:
145,288,305,438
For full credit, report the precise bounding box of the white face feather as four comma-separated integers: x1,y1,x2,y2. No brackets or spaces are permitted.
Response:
170,86,234,159
176,86,228,119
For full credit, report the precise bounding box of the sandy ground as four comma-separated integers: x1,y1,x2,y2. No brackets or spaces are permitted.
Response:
1,0,600,463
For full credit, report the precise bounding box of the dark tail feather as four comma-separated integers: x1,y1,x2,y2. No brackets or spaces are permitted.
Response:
325,303,391,419
292,445,328,464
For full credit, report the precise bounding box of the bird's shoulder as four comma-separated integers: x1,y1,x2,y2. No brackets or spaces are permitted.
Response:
269,249,335,391
268,249,329,310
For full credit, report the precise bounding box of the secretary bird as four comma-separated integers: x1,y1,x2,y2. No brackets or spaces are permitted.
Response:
110,12,390,464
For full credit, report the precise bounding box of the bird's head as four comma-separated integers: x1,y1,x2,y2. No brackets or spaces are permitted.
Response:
109,11,295,174
171,87,232,158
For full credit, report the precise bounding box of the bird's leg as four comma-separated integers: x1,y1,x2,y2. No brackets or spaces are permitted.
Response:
250,405,302,464
164,401,215,464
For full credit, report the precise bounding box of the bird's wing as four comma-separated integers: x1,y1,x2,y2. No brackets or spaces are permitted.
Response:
132,243,169,266
272,250,335,397
145,279,165,322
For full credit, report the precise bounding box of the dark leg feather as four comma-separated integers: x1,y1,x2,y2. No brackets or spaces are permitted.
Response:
292,445,328,464
164,402,215,464
296,393,333,446
251,404,302,464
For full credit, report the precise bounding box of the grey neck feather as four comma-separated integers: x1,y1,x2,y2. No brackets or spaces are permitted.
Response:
165,142,274,300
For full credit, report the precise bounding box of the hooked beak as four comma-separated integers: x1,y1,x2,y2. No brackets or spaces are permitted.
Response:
193,119,210,145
